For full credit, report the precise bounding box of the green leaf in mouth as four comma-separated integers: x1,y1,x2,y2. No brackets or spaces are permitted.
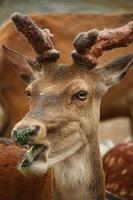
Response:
18,144,44,170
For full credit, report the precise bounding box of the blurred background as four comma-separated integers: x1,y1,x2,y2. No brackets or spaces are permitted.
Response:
0,0,133,23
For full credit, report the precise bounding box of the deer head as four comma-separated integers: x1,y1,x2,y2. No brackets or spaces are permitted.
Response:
3,13,133,177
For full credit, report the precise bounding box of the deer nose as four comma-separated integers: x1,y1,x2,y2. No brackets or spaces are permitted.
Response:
12,125,40,145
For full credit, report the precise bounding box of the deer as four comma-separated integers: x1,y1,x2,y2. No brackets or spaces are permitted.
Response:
0,12,133,200
103,141,133,200
0,13,133,138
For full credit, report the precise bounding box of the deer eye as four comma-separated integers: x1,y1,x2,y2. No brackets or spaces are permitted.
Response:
74,90,88,101
25,90,31,99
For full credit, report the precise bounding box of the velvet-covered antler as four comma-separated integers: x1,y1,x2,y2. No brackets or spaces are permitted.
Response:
71,21,133,69
11,12,60,65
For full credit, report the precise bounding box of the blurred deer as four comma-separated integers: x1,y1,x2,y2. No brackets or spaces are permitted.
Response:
0,13,132,200
103,141,133,200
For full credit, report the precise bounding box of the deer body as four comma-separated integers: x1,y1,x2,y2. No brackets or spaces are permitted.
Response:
1,13,133,200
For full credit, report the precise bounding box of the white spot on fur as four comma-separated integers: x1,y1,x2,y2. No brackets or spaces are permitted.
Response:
120,188,127,196
40,92,44,96
105,155,110,164
121,169,127,175
108,157,115,167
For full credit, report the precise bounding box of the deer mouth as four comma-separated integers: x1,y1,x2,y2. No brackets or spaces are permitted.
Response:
17,136,83,175
18,144,47,170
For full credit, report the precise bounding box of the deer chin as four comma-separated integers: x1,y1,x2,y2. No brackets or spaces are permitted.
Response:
17,144,48,175
18,138,83,176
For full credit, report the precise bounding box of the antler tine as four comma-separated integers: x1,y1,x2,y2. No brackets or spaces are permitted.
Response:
11,12,60,65
71,21,133,69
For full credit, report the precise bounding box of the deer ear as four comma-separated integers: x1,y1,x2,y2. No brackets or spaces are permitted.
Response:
98,55,133,87
3,45,35,84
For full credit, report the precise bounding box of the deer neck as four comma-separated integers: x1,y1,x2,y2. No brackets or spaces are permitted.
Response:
52,132,105,200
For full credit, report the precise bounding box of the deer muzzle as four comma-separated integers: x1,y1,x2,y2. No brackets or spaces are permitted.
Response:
12,125,40,145
11,119,50,171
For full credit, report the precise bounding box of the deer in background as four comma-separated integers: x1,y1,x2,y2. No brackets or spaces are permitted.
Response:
103,141,133,200
0,13,133,200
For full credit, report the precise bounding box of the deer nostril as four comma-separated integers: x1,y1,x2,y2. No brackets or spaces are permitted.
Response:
26,125,40,136
12,128,18,142
12,128,30,145
34,125,40,134
12,125,40,145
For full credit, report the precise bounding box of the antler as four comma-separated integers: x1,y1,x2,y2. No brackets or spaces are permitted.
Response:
71,21,133,69
11,12,60,65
